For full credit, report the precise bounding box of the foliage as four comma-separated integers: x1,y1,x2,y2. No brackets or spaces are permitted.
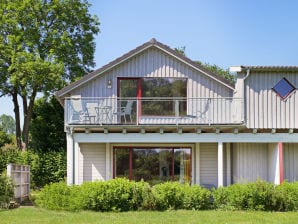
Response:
36,179,148,212
174,46,186,56
0,128,12,148
25,151,66,188
197,61,235,84
151,182,185,210
29,96,65,152
174,46,235,83
35,182,81,211
36,179,212,211
213,180,275,211
79,179,152,212
0,0,100,148
0,174,14,208
272,181,298,211
0,147,66,188
0,145,22,174
32,180,298,212
0,114,15,135
183,184,212,210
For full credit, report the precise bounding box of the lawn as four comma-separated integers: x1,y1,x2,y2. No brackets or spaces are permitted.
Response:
0,207,297,224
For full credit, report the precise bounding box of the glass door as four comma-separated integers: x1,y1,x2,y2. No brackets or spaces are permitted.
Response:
117,78,141,123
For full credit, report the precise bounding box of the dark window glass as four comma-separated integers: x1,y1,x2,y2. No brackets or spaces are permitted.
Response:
114,147,191,185
114,148,130,179
142,78,187,116
272,78,296,99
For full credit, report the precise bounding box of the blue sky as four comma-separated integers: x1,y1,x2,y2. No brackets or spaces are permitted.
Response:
1,0,298,120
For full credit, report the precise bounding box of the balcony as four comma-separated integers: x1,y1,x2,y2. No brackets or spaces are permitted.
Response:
64,97,243,126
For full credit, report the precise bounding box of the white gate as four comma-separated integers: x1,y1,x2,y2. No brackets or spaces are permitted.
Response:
7,164,30,203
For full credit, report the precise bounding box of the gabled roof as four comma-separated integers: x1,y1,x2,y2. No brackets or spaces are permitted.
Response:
56,38,235,98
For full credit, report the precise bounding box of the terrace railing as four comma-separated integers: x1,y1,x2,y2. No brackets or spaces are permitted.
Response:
64,97,244,126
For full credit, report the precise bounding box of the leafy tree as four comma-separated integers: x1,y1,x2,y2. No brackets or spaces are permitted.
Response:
0,0,100,149
0,114,15,135
197,61,235,84
174,46,235,83
29,96,65,152
0,128,12,148
174,46,186,56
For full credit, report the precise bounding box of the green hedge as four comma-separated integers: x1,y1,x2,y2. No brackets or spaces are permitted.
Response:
0,174,14,208
35,179,298,212
213,180,275,211
35,179,212,211
0,146,66,188
272,181,298,211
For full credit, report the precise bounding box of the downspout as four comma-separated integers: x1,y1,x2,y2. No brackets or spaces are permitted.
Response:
72,135,75,185
241,68,250,123
243,68,250,81
69,127,75,185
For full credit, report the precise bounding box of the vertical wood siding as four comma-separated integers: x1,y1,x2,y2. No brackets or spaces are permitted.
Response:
232,143,268,183
200,143,218,188
283,143,298,182
245,73,298,128
71,48,233,99
79,143,106,183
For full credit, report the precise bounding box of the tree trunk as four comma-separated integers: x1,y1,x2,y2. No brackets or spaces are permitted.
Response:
22,91,36,149
12,91,22,149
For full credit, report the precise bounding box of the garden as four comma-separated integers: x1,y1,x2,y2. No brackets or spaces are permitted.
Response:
2,178,298,224
1,145,298,223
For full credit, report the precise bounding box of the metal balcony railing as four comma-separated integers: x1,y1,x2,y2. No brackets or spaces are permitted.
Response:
64,97,244,126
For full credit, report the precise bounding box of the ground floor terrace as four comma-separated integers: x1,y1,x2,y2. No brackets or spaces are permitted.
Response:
66,126,298,187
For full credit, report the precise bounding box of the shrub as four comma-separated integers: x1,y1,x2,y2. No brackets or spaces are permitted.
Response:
246,180,275,210
35,179,298,212
272,181,298,211
0,175,14,208
0,146,23,174
28,151,66,188
213,180,275,211
42,178,152,212
0,147,66,188
35,182,82,211
152,182,185,210
183,185,211,210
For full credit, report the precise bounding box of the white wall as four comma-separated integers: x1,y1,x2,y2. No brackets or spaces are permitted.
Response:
78,143,106,184
200,143,218,188
283,143,298,182
245,72,298,129
233,143,268,183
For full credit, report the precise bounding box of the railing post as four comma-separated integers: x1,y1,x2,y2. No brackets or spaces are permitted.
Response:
7,163,12,177
175,100,179,117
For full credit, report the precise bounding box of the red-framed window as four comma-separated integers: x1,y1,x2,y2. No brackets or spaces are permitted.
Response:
117,77,187,118
113,147,191,185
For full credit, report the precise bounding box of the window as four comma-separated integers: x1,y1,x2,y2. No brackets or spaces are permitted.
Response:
272,77,296,100
141,78,187,116
114,147,191,185
118,77,187,118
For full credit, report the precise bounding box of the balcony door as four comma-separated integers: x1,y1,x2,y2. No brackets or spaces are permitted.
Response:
117,78,142,123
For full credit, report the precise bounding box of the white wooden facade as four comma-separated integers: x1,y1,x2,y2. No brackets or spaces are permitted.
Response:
57,39,298,187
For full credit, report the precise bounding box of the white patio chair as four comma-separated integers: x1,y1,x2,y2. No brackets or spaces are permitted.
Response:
70,95,88,123
197,98,211,122
113,100,133,123
86,103,98,124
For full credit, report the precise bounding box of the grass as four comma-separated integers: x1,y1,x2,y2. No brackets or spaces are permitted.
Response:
0,207,298,224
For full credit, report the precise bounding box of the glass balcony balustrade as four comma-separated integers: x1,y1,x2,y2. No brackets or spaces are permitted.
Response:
64,97,243,125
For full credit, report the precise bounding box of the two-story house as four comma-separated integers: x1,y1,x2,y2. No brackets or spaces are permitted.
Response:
56,39,298,187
